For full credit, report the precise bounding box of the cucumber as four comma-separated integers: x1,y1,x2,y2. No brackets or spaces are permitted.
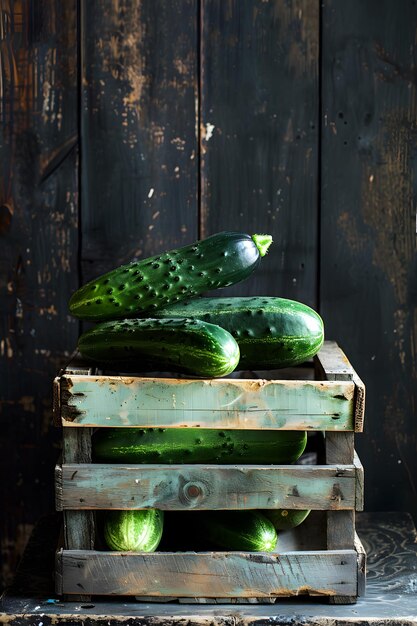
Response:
69,232,272,321
103,509,164,552
263,509,311,530
77,317,240,377
199,510,277,552
93,428,307,465
153,296,324,369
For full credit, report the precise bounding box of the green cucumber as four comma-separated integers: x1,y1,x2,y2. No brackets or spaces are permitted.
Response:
103,509,163,552
200,510,277,552
77,317,240,377
153,296,324,369
69,232,272,321
93,428,307,465
263,509,311,530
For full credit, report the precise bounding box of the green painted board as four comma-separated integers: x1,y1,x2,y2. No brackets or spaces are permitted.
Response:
56,462,358,511
56,375,356,430
56,548,358,597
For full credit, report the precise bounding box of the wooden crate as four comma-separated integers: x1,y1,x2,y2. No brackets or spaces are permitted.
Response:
53,340,366,603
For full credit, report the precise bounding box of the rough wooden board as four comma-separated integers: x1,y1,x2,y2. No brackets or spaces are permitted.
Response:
320,0,417,521
5,512,417,623
56,549,358,597
56,375,356,430
80,0,198,283
56,463,357,511
354,531,366,597
315,342,354,381
6,512,417,626
200,0,319,305
61,429,95,602
316,343,365,432
354,451,365,512
325,432,354,465
0,0,79,590
327,510,355,551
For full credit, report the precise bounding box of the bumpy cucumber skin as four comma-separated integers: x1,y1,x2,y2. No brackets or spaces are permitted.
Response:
263,509,311,530
93,428,307,465
153,296,324,369
77,317,240,377
69,232,271,321
200,510,277,552
103,509,164,552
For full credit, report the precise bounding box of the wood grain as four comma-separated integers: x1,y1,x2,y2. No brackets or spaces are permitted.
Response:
61,428,95,602
200,0,319,304
321,0,417,521
56,548,358,597
56,374,356,430
56,462,358,511
80,0,198,282
0,0,79,589
7,512,417,620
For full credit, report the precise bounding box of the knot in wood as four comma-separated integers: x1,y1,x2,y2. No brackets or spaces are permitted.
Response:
179,479,208,507
185,483,202,499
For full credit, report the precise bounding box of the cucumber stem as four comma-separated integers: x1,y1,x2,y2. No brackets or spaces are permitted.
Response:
252,234,273,257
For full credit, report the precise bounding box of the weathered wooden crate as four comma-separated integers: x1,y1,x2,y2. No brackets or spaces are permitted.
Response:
53,340,366,604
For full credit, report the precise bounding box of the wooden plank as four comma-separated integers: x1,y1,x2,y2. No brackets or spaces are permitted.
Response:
57,549,358,597
325,432,354,464
200,0,319,305
327,510,355,551
80,0,198,283
57,463,357,511
316,342,365,432
0,0,79,590
352,373,366,433
354,451,364,512
355,532,366,597
321,0,417,521
57,375,356,430
315,342,355,380
61,429,94,602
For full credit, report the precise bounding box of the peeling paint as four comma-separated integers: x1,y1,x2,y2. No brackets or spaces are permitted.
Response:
204,122,215,141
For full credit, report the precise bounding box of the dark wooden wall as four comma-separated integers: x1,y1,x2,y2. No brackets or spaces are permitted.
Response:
1,0,416,589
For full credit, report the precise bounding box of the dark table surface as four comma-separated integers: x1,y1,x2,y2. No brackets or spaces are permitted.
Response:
1,511,417,625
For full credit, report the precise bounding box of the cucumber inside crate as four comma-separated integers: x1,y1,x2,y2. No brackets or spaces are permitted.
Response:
53,341,366,603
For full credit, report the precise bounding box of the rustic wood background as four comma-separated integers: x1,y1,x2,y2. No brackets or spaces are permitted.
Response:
0,0,416,589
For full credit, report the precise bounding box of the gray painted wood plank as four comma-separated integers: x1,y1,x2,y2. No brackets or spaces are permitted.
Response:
57,375,356,430
355,532,366,597
61,428,95,602
200,0,319,306
10,513,417,620
354,452,364,512
57,463,357,511
316,342,365,432
325,432,355,464
327,510,355,551
61,432,95,550
315,342,355,381
57,549,358,597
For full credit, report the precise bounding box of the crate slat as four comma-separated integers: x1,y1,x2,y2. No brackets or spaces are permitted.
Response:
56,462,358,511
315,342,365,432
57,375,356,430
56,549,358,598
61,428,95,602
315,341,354,380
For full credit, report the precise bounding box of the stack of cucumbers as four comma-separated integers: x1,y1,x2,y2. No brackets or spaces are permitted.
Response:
69,232,324,553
